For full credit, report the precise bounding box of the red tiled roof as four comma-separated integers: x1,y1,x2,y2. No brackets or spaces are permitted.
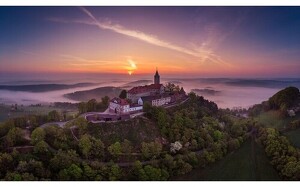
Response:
110,97,129,106
128,84,163,94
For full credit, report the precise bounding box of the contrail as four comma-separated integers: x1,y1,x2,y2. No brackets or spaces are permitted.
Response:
78,7,230,66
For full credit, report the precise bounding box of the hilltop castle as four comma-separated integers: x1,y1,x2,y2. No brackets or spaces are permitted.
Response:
127,68,164,103
108,69,186,114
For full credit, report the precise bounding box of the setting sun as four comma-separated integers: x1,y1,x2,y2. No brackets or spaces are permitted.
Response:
126,59,137,75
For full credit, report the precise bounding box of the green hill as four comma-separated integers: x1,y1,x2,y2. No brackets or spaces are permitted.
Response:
173,138,280,181
64,86,122,101
268,86,300,110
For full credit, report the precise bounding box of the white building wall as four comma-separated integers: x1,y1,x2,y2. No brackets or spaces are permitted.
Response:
109,102,119,111
152,97,171,106
138,98,143,105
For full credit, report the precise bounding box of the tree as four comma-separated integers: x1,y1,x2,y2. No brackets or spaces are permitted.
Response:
48,110,60,122
16,159,48,179
143,165,163,181
282,161,300,180
82,163,96,180
0,121,15,137
228,138,240,152
67,164,83,180
70,117,88,136
33,140,50,154
165,82,180,93
143,102,152,115
119,90,127,99
78,102,87,114
174,157,193,175
162,154,176,174
0,153,13,176
78,134,92,158
4,172,22,181
213,130,223,141
58,164,83,180
109,164,122,181
121,139,133,154
30,127,45,145
87,99,97,112
186,152,199,166
20,173,36,180
108,142,122,158
141,142,162,159
50,149,80,172
5,127,23,147
90,137,105,159
157,110,168,135
101,96,110,108
203,150,215,163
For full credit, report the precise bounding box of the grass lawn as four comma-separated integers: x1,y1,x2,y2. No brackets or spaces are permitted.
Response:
255,110,300,130
284,128,300,148
173,138,280,181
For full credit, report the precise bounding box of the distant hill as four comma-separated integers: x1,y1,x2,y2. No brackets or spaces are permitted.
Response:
191,88,221,96
268,86,300,110
0,83,97,92
64,86,122,101
120,80,152,89
249,86,300,117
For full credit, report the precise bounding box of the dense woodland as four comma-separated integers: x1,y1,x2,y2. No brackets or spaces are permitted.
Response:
0,87,300,180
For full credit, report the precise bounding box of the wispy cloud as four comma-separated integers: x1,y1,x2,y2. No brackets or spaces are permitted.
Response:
60,54,121,66
49,7,231,67
19,50,42,57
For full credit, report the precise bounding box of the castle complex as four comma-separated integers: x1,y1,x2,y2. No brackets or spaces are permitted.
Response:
108,69,187,114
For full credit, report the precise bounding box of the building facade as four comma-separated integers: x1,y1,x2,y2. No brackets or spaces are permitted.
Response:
127,84,164,103
127,69,164,103
138,95,171,107
109,97,130,114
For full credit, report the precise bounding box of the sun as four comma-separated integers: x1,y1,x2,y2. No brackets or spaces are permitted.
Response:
126,59,137,75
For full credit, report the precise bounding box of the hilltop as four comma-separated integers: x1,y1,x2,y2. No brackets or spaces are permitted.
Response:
64,86,122,102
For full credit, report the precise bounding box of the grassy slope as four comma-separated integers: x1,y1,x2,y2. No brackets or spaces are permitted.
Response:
173,138,280,181
284,128,300,148
255,110,300,130
85,117,163,149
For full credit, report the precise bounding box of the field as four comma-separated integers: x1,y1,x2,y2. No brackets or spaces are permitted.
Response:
255,110,300,130
284,128,300,148
0,104,77,122
173,138,280,181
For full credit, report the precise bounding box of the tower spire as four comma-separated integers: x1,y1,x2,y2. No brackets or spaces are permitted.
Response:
154,67,160,85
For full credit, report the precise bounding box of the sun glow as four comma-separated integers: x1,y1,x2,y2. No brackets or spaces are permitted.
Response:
126,59,137,75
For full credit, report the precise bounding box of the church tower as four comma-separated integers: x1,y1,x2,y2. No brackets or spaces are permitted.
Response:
154,68,160,85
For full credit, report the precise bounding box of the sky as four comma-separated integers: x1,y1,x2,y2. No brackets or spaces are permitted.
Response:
0,6,300,78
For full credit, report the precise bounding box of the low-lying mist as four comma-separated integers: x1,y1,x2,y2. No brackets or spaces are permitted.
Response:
0,77,299,109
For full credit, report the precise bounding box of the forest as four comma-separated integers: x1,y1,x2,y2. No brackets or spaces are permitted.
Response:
0,87,300,180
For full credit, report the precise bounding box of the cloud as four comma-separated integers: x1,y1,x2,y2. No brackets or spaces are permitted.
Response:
19,50,42,57
49,7,231,67
60,54,120,66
